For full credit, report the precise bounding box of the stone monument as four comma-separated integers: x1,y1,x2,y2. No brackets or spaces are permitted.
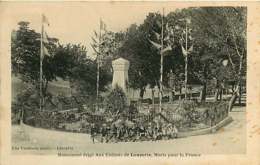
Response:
112,57,130,93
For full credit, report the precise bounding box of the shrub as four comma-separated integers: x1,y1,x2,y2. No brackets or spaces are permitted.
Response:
105,85,128,115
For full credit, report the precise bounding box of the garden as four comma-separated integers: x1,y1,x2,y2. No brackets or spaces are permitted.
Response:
14,86,230,143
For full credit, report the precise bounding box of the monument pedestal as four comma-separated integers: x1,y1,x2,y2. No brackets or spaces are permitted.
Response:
112,58,130,104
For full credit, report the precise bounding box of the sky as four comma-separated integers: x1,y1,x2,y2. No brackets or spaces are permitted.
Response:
3,2,181,58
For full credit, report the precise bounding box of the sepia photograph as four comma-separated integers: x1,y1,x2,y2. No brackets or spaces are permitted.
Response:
7,3,248,156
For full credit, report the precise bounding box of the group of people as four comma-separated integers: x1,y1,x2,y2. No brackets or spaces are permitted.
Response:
90,121,178,143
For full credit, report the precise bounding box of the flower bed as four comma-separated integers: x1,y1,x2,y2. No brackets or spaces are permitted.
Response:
22,100,229,143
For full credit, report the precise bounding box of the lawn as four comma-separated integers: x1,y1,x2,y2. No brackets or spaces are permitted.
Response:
12,75,71,101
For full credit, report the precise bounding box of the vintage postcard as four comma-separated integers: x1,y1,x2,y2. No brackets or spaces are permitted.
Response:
1,1,260,165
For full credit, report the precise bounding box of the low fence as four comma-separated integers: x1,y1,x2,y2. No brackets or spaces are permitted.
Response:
21,100,229,136
20,110,231,143
177,116,233,138
140,92,201,104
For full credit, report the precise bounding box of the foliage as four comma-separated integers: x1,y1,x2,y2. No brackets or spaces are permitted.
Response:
105,85,128,115
52,44,87,79
11,21,59,97
12,86,36,123
12,84,39,118
12,22,111,101
53,44,111,96
118,15,162,97
12,7,247,113
84,7,246,103
175,100,229,128
183,7,246,102
91,30,126,73
71,62,111,96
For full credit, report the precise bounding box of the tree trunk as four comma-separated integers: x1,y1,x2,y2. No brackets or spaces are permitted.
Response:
151,88,155,110
139,87,145,100
41,80,49,108
214,79,220,102
219,88,223,101
42,80,49,97
228,87,238,111
200,82,207,102
171,90,175,103
214,88,219,102
179,84,182,100
231,84,235,93
229,55,243,111
238,83,242,105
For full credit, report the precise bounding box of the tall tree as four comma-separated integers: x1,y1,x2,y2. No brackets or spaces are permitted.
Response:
166,7,246,106
188,7,246,107
11,21,59,98
53,44,111,97
119,14,162,99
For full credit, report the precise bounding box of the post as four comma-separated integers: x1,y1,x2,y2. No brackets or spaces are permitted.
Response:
238,55,243,105
40,15,43,111
159,8,164,113
70,64,73,108
96,19,102,111
169,70,174,103
152,88,155,110
19,104,24,124
96,52,100,110
184,20,188,100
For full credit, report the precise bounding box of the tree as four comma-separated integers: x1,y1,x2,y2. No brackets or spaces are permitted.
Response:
118,12,190,102
12,22,111,110
188,7,246,107
53,44,111,97
11,21,59,99
166,7,246,106
91,27,125,110
119,15,162,99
